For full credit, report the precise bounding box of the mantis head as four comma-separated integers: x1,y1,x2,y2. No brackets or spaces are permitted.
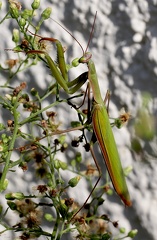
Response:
72,52,92,67
79,52,92,63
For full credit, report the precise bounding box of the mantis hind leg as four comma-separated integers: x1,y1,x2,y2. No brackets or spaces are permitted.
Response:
104,90,111,114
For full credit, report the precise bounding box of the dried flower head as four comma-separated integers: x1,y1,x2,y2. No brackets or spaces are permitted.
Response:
15,199,36,216
36,184,48,194
86,164,98,176
65,198,74,207
7,120,14,127
119,108,131,125
49,189,58,198
9,0,22,10
20,39,29,50
13,82,27,96
36,37,53,53
5,59,18,68
24,208,42,227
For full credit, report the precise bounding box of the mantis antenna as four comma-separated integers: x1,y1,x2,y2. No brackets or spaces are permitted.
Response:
50,11,97,56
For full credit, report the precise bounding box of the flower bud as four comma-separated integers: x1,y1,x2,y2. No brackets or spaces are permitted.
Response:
54,159,60,170
31,88,38,96
54,159,67,170
5,94,12,100
19,17,26,27
59,161,67,170
5,192,24,200
12,96,18,104
75,152,82,163
44,213,53,222
127,229,138,238
31,0,40,10
10,4,19,18
21,9,33,20
7,201,17,210
106,188,113,196
58,202,68,218
58,135,66,144
41,7,52,20
68,176,81,187
12,29,19,43
119,227,126,234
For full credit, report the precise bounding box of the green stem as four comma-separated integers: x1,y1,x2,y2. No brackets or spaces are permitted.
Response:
47,136,56,186
0,100,20,192
0,12,10,24
19,100,64,126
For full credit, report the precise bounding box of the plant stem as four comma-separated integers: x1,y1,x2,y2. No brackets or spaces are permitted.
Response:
0,100,20,192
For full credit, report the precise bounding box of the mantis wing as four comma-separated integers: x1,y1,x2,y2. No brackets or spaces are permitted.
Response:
92,102,132,206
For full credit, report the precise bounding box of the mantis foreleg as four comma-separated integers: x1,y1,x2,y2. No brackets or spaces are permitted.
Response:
27,37,88,95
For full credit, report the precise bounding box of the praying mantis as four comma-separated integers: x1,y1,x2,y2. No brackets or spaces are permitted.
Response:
27,13,132,218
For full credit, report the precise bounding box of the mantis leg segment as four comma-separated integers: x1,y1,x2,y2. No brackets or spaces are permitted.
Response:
72,82,90,111
104,90,111,114
70,145,101,223
67,72,88,94
39,37,68,82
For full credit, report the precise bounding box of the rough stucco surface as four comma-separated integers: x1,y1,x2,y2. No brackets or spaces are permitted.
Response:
0,1,157,240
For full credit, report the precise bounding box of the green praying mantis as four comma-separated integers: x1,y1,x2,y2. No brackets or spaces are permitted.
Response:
27,13,132,218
